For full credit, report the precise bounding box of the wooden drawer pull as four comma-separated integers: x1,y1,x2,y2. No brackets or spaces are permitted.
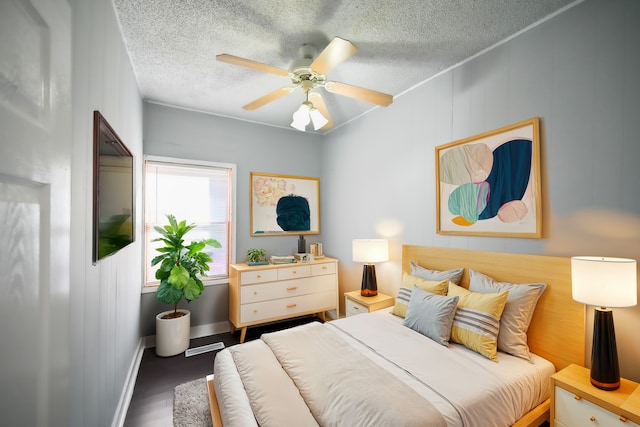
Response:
286,287,297,291
353,306,360,310
574,395,581,400
620,416,628,422
589,416,596,422
256,275,261,278
287,304,297,308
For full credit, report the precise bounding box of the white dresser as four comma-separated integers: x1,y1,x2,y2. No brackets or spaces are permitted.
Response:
552,364,640,427
229,258,339,342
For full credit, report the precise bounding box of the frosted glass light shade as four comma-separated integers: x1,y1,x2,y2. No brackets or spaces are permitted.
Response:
309,108,328,130
352,239,389,263
571,256,637,307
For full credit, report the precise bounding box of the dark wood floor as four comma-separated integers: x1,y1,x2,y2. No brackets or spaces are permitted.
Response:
123,316,320,427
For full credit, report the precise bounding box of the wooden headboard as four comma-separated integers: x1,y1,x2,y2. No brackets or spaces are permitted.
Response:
402,245,585,371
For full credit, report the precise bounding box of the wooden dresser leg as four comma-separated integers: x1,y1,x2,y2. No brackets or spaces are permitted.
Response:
240,327,247,343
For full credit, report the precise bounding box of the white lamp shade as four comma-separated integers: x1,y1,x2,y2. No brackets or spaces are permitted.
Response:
352,239,389,263
571,256,637,307
309,108,328,130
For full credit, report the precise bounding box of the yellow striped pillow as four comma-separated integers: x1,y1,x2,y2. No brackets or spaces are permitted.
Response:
448,282,508,361
391,274,449,318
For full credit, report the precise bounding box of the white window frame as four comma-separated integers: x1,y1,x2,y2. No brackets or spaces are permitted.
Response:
142,155,236,293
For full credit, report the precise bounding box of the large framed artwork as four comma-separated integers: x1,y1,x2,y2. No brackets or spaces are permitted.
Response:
435,117,542,238
250,172,320,236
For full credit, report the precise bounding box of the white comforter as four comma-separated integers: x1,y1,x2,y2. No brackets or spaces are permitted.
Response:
214,309,555,427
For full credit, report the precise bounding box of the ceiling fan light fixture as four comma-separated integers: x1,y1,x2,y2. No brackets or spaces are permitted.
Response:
290,101,328,132
309,108,328,130
291,103,310,131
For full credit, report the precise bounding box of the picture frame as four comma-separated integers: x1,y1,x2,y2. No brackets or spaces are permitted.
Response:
435,117,542,238
250,172,320,236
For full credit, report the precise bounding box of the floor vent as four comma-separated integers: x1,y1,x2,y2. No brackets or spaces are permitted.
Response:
185,342,225,357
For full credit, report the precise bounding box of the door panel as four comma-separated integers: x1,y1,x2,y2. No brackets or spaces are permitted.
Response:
0,0,71,425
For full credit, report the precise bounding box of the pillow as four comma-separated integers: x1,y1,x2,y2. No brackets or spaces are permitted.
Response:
410,261,464,285
469,269,547,360
391,274,449,318
403,286,459,346
447,282,508,361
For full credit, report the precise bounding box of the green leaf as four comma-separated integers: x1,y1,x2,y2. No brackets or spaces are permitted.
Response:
183,278,203,302
169,265,190,289
156,279,183,305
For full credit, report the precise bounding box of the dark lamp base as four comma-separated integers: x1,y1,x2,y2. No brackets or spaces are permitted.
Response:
360,264,378,297
590,308,620,391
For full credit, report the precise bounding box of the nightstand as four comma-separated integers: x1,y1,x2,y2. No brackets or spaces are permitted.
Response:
551,364,640,426
344,290,394,317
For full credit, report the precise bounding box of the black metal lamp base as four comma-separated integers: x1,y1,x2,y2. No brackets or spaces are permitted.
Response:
360,264,378,297
590,307,620,391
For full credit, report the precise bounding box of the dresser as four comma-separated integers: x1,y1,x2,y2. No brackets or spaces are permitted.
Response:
552,364,640,426
229,258,339,343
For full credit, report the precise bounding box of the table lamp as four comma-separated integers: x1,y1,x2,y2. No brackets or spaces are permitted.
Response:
352,239,388,297
571,256,637,391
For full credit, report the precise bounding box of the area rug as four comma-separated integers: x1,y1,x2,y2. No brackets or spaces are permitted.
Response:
173,377,212,427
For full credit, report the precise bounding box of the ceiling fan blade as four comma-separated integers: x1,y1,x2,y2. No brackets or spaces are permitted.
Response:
308,92,333,129
325,81,393,107
310,37,358,76
243,87,295,110
216,54,289,77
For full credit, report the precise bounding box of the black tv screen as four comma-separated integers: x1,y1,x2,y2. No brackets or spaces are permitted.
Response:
93,111,135,263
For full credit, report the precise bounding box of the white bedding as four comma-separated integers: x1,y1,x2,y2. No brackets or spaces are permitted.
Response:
214,309,555,427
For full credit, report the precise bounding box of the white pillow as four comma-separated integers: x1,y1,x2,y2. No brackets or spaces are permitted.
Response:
469,269,546,360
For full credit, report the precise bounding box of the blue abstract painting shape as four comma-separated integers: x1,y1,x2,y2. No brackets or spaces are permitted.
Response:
478,139,532,220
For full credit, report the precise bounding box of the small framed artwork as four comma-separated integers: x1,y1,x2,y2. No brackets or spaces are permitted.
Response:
250,172,320,236
435,117,542,238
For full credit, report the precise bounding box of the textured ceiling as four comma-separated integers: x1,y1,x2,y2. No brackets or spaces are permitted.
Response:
113,0,578,134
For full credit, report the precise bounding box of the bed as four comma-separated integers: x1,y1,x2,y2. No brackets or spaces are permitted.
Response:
207,245,586,426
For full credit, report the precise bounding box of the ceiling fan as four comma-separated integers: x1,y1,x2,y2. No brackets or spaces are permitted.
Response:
216,37,393,131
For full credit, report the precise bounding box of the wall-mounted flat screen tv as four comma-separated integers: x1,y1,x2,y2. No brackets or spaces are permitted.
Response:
93,111,134,264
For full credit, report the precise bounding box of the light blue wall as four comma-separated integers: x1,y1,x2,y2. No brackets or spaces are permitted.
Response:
141,103,323,335
323,0,640,381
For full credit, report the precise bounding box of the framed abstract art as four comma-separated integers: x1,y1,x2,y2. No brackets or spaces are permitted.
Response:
250,172,320,236
435,117,542,238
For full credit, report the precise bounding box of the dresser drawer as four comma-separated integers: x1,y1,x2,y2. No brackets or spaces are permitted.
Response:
346,297,368,317
555,386,640,427
240,291,336,323
277,265,311,281
241,276,336,304
311,262,336,276
240,269,278,285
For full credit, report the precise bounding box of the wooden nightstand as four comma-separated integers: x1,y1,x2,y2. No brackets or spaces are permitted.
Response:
344,290,394,317
551,364,640,426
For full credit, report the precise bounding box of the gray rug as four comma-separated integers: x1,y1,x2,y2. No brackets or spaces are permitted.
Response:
173,377,212,427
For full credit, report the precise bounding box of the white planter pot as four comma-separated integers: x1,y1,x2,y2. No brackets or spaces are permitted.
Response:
155,309,190,357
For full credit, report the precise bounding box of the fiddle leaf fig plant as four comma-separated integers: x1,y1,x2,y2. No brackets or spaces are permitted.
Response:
151,214,221,315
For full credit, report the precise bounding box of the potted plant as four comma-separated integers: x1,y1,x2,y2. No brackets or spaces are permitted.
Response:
151,214,221,356
246,248,267,265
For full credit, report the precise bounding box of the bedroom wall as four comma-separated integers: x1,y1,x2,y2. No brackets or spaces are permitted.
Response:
69,0,144,425
141,102,323,336
321,0,640,381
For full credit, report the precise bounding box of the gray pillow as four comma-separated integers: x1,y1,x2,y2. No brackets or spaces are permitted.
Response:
469,269,546,360
410,261,464,285
403,286,459,346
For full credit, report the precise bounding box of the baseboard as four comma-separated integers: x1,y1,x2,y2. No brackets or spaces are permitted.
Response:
143,320,232,349
111,338,145,427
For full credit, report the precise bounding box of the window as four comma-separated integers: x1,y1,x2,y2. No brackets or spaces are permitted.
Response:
144,156,235,288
